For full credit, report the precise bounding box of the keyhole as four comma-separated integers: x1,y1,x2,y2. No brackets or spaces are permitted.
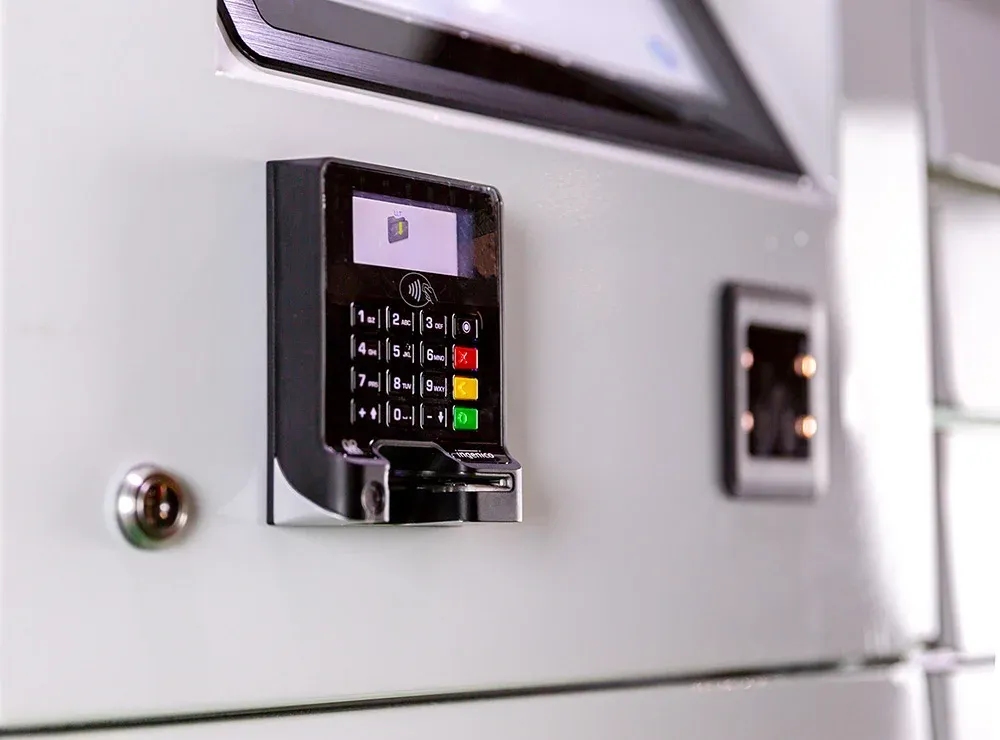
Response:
141,481,181,532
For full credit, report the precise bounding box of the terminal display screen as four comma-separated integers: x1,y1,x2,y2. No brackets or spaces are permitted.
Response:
352,192,476,278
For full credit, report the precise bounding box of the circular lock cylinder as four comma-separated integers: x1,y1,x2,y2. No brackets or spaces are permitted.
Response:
115,465,190,548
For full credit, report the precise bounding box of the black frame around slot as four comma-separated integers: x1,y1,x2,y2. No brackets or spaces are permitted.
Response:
219,0,803,176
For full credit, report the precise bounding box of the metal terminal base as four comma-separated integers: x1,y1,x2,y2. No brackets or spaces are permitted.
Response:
269,444,522,526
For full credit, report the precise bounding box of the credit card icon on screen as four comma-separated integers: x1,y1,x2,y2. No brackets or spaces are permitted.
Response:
387,215,409,243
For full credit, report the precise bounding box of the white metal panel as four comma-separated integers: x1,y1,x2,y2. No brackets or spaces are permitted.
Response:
52,668,931,740
937,430,999,655
925,0,1000,180
0,0,936,726
930,666,996,740
930,181,1000,413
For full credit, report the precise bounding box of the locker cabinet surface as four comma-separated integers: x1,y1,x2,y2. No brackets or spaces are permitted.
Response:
51,668,930,740
930,182,1000,413
0,0,936,725
936,430,999,655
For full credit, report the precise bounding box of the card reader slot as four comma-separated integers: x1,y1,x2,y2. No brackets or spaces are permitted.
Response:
377,442,519,523
389,471,515,494
384,481,519,524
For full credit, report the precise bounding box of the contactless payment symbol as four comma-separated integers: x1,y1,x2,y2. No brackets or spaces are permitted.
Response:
400,272,437,308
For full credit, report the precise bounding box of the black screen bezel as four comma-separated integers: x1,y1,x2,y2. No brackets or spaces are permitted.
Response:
220,0,802,176
325,164,500,287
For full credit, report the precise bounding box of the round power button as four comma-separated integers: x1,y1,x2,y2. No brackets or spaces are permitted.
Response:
454,314,478,340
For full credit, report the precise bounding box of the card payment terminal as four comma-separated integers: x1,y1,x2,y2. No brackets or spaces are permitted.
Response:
267,158,522,525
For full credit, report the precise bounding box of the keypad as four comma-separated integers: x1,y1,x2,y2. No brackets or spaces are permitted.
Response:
347,303,483,435
386,307,415,334
351,302,381,330
351,398,382,425
453,376,479,401
421,372,449,399
387,339,416,364
421,404,450,430
352,366,382,393
387,401,416,428
386,369,416,397
453,346,478,371
421,342,449,369
453,314,478,341
420,310,449,337
351,335,381,361
453,406,479,431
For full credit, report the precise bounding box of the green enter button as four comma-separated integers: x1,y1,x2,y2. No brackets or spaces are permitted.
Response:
453,406,479,431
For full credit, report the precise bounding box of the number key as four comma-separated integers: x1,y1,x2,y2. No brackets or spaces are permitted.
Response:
352,366,382,393
420,311,448,337
420,372,449,399
421,342,449,369
351,335,381,361
386,307,415,334
386,370,415,397
351,302,381,330
386,339,416,364
387,401,416,428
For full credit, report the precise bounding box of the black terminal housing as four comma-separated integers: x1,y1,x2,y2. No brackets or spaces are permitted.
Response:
267,158,522,525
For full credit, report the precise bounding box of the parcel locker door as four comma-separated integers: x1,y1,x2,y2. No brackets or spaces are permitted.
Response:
931,182,1000,414
925,0,1000,179
936,429,999,655
0,0,935,726
930,666,996,740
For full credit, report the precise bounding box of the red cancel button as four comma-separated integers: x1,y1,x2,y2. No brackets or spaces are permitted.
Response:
453,346,478,371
